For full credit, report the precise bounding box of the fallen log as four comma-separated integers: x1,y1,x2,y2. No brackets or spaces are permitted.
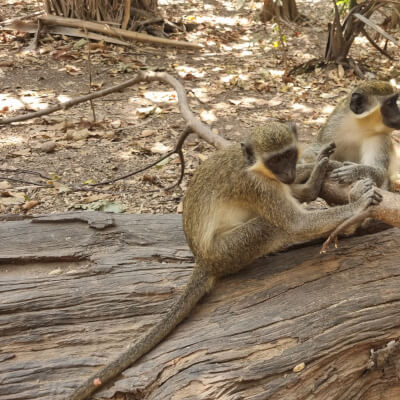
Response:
0,212,400,400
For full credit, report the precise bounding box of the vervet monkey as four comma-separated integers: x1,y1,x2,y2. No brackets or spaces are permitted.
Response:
69,122,381,400
300,81,400,189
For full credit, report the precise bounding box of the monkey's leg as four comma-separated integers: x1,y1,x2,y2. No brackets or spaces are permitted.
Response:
204,217,286,276
291,142,338,202
291,158,329,202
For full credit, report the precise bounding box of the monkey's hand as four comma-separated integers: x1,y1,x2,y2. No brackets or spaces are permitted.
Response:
317,141,336,161
330,162,362,184
331,162,385,186
356,179,383,210
348,178,375,202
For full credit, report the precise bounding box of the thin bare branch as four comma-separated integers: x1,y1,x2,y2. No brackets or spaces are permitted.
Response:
0,74,144,125
361,27,394,59
354,12,400,47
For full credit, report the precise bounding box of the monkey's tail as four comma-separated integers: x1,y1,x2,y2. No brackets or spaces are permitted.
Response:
69,267,215,400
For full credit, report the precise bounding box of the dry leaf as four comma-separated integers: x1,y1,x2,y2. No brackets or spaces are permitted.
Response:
176,201,183,213
200,109,217,122
110,119,121,128
11,149,31,157
141,129,157,138
66,129,90,141
151,142,171,154
22,200,40,210
64,64,82,76
40,141,56,153
198,154,208,161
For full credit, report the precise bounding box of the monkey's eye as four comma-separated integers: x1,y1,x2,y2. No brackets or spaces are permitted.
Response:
265,148,298,170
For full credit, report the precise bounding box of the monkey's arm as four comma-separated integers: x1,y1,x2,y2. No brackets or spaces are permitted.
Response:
330,163,387,187
330,137,393,187
254,179,382,243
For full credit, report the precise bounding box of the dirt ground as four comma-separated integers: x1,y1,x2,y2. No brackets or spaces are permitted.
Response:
0,0,399,216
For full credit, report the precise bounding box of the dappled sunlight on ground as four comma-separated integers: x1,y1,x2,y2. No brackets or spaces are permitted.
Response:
142,90,178,104
0,0,399,214
0,93,25,112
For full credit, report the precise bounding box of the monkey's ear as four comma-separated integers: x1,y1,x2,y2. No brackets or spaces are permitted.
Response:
350,92,366,114
241,142,255,164
288,122,298,138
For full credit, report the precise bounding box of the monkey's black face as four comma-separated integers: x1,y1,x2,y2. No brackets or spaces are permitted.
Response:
265,146,298,184
351,91,400,130
381,93,400,129
350,92,367,114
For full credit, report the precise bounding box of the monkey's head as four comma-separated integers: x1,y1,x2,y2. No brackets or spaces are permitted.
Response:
349,81,400,130
242,122,298,184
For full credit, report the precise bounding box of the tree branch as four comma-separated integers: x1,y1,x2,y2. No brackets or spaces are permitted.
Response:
38,15,202,49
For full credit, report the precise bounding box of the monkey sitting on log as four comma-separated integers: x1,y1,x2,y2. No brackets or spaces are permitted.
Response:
69,122,381,400
299,81,400,190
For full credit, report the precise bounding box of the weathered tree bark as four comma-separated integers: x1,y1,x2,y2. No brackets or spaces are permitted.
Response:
45,0,159,25
1,212,400,400
259,0,300,22
132,0,158,14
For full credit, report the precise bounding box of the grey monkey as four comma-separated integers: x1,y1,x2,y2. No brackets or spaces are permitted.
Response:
300,81,400,190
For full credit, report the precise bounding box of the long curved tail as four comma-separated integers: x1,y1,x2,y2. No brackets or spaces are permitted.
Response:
70,268,215,400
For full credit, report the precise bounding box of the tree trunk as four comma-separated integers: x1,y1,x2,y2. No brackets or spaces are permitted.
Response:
1,212,400,400
260,0,300,22
132,0,158,14
45,0,159,24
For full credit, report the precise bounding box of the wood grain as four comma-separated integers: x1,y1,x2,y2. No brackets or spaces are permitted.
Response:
1,212,399,399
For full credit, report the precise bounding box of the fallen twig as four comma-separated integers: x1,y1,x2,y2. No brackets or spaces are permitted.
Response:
0,176,49,187
0,74,144,125
0,71,229,148
1,20,131,47
0,11,44,26
38,15,202,49
92,126,192,188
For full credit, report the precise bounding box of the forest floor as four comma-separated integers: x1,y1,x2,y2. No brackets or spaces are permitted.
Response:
0,0,399,215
